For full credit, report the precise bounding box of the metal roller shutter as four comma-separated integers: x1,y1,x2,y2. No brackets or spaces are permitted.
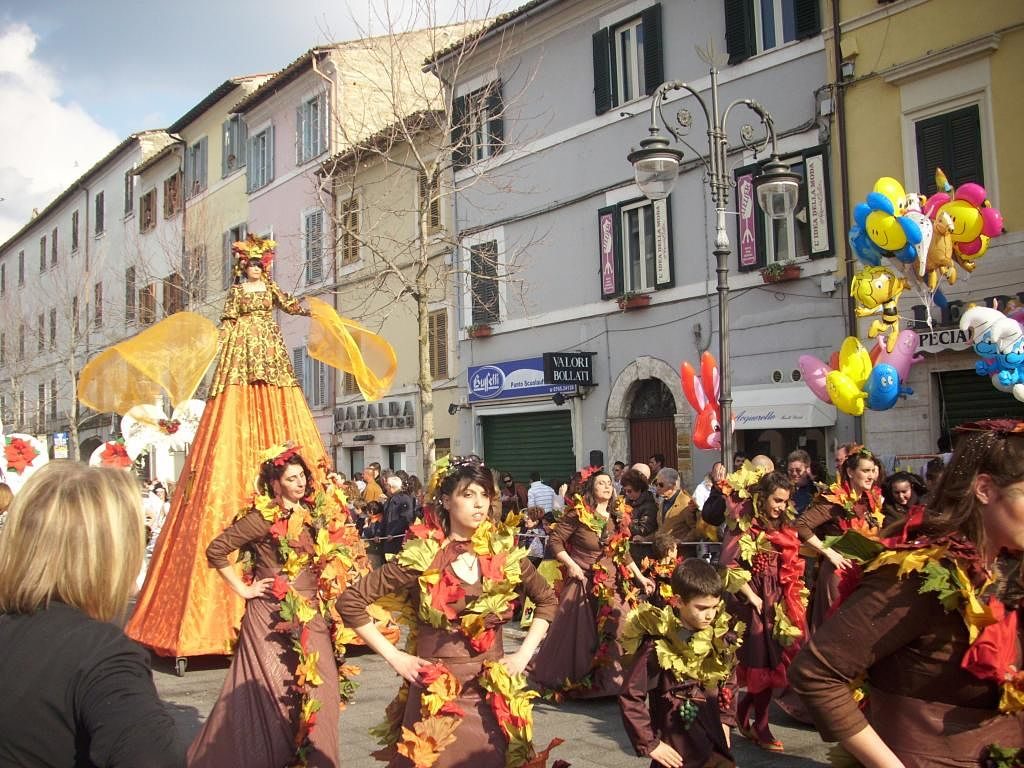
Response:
481,411,576,486
938,369,1024,432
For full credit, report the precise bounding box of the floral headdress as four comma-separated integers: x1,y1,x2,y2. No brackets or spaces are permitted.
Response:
425,453,486,502
233,234,276,277
258,441,304,468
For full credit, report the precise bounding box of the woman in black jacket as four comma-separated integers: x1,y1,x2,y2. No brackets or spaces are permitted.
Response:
621,467,660,562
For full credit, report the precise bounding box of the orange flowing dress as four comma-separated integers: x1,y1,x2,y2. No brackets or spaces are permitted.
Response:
125,279,330,658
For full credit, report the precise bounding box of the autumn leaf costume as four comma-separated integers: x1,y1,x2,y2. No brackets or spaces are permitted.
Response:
528,493,639,698
337,512,561,767
188,445,369,768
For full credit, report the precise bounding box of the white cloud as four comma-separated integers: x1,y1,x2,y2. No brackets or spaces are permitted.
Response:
0,23,119,242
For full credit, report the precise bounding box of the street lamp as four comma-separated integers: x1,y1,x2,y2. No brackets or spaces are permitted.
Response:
627,64,800,469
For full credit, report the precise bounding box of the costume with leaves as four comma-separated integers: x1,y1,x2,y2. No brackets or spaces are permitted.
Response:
618,602,743,767
337,511,561,768
528,494,638,698
789,518,1024,767
795,479,884,631
188,453,371,768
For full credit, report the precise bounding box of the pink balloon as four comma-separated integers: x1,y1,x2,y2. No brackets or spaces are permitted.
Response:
874,330,923,381
981,206,1004,237
954,182,987,207
922,192,951,219
798,354,833,403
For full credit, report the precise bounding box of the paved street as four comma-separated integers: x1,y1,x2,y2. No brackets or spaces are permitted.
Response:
152,627,831,767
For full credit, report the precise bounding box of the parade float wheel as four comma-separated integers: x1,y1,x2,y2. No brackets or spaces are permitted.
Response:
175,657,188,677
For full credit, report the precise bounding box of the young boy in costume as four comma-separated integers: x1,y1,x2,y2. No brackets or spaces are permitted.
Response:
641,532,680,609
619,559,742,768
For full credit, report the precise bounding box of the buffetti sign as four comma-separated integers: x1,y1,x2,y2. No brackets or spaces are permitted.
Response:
468,357,576,403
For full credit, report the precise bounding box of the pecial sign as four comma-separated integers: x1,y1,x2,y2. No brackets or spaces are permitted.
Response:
542,352,596,386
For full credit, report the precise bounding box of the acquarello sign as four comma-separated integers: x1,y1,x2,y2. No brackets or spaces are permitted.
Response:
467,357,576,403
542,352,596,386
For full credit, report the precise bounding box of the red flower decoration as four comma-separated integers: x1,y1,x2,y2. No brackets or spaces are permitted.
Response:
469,628,497,653
158,418,180,435
478,553,508,582
430,570,466,621
100,441,133,469
269,517,289,540
4,437,39,474
962,599,1018,683
271,575,290,600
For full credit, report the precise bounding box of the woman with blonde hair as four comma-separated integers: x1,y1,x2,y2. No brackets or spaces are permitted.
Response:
0,462,183,767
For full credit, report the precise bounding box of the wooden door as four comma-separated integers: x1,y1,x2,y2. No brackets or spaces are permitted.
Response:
629,417,677,467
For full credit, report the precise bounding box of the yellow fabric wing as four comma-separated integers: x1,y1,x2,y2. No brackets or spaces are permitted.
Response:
77,313,219,414
305,296,397,402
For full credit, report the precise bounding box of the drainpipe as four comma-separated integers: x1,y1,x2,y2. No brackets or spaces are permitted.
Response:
832,0,863,445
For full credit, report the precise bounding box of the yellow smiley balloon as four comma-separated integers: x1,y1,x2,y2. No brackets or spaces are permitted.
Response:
826,370,868,416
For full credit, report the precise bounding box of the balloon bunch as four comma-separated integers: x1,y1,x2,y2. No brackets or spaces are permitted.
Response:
799,333,918,416
680,352,730,450
960,306,1024,402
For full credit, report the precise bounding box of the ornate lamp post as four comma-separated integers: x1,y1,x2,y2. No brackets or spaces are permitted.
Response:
627,62,800,469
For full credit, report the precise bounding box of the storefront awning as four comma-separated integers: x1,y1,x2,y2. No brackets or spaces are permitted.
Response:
731,384,837,430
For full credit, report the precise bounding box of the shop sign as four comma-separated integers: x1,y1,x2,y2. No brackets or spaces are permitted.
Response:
599,210,616,298
917,326,973,353
334,399,415,433
52,431,69,459
736,172,757,268
542,352,596,386
468,357,576,402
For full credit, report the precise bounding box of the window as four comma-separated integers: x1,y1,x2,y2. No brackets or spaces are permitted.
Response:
338,197,360,265
435,437,451,459
18,251,24,285
184,137,209,198
342,372,358,396
597,197,674,299
49,308,56,349
139,284,156,325
72,297,79,338
18,324,25,360
724,0,820,64
915,105,983,196
452,83,504,169
223,223,248,289
304,209,324,284
297,92,327,164
37,314,44,352
734,145,833,272
418,170,441,232
37,383,45,431
139,189,157,232
387,445,406,472
247,126,274,192
50,377,57,420
292,347,327,408
470,240,500,325
222,115,248,176
125,267,136,322
124,170,135,215
428,309,448,380
51,227,57,266
593,4,663,115
163,273,185,316
163,172,182,218
94,282,103,327
39,236,47,272
71,210,79,251
95,191,105,234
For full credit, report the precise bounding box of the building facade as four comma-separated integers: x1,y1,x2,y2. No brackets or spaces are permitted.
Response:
831,0,1024,460
434,0,843,487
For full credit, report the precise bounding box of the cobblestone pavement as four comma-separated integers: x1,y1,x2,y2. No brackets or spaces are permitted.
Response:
152,627,831,767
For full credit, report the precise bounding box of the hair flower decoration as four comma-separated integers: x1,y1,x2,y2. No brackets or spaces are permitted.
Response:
233,234,276,275
258,441,303,467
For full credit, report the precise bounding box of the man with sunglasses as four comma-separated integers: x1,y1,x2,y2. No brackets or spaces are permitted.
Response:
654,468,696,542
499,472,528,515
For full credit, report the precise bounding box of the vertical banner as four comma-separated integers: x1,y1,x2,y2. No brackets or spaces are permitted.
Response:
599,209,617,298
653,199,671,285
736,172,757,268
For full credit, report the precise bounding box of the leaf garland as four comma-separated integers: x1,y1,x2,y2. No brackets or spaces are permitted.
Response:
242,484,369,766
822,480,885,530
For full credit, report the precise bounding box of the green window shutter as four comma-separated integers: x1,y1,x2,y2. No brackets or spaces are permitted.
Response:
592,27,613,115
292,347,305,391
794,0,821,40
198,137,208,192
641,4,664,96
237,119,248,169
598,204,623,298
451,95,469,170
724,0,756,65
915,105,983,195
481,411,576,486
470,240,500,324
267,125,275,184
486,83,504,156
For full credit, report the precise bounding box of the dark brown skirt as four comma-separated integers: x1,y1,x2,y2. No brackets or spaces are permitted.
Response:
187,596,339,768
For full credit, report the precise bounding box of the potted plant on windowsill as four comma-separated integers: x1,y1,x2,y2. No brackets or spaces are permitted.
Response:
760,260,802,284
467,323,493,338
617,292,652,311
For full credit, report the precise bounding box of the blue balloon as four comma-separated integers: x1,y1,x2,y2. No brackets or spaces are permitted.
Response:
865,363,902,410
848,225,884,266
865,191,895,216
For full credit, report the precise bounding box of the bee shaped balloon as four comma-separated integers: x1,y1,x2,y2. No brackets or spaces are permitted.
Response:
851,266,908,353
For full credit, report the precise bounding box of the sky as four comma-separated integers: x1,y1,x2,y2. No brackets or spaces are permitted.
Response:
0,0,513,243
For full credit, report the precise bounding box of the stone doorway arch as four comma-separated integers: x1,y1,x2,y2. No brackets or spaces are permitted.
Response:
605,356,693,484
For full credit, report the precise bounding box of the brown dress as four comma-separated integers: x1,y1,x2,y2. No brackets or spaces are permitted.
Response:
619,635,736,768
187,511,340,768
789,565,1024,767
528,508,634,698
337,544,557,768
795,496,879,631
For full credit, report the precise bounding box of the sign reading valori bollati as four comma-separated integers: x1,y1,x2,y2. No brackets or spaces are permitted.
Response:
542,352,597,386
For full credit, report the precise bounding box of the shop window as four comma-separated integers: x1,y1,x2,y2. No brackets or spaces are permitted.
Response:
724,0,820,65
597,197,673,299
592,4,663,115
